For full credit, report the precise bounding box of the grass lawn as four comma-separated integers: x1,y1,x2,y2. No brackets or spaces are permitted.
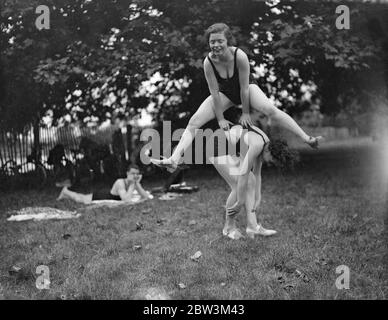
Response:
0,139,387,300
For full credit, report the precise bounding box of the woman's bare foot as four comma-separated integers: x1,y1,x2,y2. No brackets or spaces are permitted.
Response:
56,186,68,201
305,136,323,149
150,157,179,172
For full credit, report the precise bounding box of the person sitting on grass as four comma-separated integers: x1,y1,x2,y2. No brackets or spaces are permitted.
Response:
56,164,152,204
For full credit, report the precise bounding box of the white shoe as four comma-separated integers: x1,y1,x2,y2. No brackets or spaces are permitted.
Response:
246,224,277,238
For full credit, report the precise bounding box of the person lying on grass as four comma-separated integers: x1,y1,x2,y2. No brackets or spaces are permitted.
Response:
209,110,298,239
57,164,152,204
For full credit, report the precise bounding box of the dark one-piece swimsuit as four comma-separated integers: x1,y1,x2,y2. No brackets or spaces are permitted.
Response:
207,47,257,105
92,179,129,201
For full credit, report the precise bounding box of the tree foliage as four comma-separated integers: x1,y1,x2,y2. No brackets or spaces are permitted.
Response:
1,0,386,132
254,0,386,116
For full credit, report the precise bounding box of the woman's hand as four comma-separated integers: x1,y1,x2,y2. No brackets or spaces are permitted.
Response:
134,174,142,183
218,119,232,131
126,176,135,184
227,201,243,216
239,113,253,127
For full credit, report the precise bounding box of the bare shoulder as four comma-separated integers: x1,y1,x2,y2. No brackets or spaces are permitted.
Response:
207,50,216,60
203,57,217,84
203,56,211,69
235,47,249,63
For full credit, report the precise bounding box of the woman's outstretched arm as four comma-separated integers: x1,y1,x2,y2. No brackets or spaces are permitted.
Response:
117,181,135,202
134,177,151,200
236,49,253,126
252,157,263,212
204,58,230,130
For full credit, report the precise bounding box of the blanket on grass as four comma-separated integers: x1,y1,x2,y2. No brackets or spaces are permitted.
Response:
7,207,80,222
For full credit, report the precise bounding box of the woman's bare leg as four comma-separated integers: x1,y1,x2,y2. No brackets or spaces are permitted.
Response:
210,155,274,238
227,140,261,215
252,158,263,211
245,174,259,230
209,155,239,187
209,156,240,236
223,189,238,234
225,178,256,237
249,84,321,147
57,186,93,204
246,157,277,237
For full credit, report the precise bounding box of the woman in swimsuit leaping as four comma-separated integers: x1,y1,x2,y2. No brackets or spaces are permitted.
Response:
151,23,321,171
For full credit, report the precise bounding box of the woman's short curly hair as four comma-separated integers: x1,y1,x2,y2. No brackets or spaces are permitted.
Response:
267,139,300,170
205,23,236,46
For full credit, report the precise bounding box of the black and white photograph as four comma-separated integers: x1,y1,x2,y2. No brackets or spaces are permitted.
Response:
0,0,387,304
